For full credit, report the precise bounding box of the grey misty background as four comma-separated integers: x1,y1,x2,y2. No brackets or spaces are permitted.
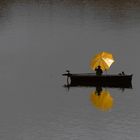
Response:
0,0,140,140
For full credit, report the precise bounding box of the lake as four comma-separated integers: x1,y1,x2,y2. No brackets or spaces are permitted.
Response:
0,0,140,140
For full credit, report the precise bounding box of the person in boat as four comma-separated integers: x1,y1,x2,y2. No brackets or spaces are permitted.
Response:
95,66,103,76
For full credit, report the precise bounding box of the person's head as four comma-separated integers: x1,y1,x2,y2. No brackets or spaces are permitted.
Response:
98,66,101,69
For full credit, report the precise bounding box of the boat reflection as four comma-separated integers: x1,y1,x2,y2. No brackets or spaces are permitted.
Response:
90,87,114,111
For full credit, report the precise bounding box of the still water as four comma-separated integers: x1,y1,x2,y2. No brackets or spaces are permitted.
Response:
0,0,140,139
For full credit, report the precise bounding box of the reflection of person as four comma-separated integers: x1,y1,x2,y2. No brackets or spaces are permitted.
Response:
95,66,103,76
95,86,102,96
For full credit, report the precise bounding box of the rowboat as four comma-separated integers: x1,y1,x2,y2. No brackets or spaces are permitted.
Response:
62,72,133,88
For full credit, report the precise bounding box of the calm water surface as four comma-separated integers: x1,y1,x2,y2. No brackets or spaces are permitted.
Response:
0,0,140,140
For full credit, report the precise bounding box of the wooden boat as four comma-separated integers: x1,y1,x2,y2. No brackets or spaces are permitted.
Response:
62,72,133,88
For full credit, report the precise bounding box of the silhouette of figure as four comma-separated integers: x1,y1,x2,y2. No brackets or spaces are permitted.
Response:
95,66,103,76
96,86,102,95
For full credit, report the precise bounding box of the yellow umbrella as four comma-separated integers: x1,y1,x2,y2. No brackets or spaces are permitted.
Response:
90,52,115,71
90,90,114,111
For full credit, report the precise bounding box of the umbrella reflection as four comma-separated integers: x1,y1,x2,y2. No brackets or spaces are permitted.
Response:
90,88,114,111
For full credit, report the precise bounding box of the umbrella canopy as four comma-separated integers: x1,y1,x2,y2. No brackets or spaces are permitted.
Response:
90,90,114,111
90,52,115,71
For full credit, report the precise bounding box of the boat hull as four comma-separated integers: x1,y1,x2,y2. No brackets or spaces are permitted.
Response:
63,73,132,88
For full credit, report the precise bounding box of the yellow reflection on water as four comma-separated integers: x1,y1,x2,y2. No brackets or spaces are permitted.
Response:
90,89,114,111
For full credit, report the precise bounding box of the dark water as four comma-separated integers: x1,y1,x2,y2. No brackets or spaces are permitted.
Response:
0,0,140,139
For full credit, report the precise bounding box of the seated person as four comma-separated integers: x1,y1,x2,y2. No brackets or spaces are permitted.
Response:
95,66,103,76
